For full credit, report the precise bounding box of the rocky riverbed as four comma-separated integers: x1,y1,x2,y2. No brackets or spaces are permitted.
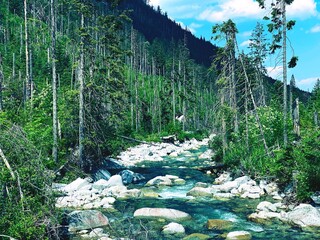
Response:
54,137,320,239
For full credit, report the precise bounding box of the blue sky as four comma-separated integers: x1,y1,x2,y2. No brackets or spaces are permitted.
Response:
149,0,320,92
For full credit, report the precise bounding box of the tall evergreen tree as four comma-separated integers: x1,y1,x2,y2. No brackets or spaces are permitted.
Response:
249,22,268,106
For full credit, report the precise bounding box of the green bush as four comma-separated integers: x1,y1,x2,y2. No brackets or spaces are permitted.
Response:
0,121,56,239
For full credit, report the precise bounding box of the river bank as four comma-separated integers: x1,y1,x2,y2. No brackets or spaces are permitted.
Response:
54,137,320,239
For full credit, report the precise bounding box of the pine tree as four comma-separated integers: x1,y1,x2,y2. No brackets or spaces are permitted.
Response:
249,22,268,106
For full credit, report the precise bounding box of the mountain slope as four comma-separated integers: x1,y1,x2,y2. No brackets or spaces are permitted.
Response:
119,0,218,67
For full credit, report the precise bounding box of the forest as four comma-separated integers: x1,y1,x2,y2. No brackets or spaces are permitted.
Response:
0,0,319,239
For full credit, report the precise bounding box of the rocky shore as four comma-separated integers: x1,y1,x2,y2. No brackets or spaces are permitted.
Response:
54,137,320,239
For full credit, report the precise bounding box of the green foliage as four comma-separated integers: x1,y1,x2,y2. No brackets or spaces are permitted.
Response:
292,130,320,200
288,56,298,68
0,121,55,239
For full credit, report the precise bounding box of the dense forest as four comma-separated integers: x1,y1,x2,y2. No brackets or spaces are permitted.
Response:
0,0,319,239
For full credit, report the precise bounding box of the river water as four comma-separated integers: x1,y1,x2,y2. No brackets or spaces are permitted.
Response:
100,146,319,239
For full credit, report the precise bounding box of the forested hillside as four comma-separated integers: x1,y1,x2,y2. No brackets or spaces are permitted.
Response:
0,0,319,239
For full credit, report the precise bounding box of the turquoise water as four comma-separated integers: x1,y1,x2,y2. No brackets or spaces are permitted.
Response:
103,146,320,239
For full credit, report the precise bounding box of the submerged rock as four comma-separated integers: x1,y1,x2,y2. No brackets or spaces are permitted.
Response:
187,187,213,197
183,233,211,240
207,219,233,230
68,210,109,232
133,208,191,221
146,175,185,187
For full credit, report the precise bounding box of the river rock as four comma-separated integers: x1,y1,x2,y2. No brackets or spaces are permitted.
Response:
162,222,185,236
256,201,277,212
146,175,185,186
106,175,124,187
311,192,320,205
248,211,282,223
68,210,109,232
207,219,233,230
133,208,191,221
92,179,109,191
118,170,145,185
214,172,232,185
183,233,211,240
64,177,92,193
92,169,111,181
198,149,214,159
226,231,252,240
212,192,235,200
285,204,320,228
187,187,212,197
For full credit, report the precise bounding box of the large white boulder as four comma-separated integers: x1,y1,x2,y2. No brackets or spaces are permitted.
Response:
106,175,124,187
145,175,185,186
133,208,191,221
92,179,109,191
256,201,277,212
63,177,92,193
286,204,320,228
226,231,252,240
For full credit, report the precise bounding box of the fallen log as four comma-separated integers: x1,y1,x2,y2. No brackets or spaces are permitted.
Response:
0,148,15,180
115,134,156,145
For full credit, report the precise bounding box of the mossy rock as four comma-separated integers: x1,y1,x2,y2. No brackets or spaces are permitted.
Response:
183,233,211,240
207,219,233,230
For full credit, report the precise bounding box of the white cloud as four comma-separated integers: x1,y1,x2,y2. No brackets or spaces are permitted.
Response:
287,0,318,19
188,23,203,34
297,77,319,91
310,24,320,33
241,31,252,37
196,0,318,23
266,66,283,80
198,0,263,22
240,40,252,47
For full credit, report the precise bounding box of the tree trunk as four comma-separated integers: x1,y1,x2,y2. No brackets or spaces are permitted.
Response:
0,148,15,180
236,47,270,156
293,98,300,137
51,0,58,163
172,57,176,126
221,93,227,157
79,14,85,169
314,111,319,128
282,0,288,146
0,67,3,111
183,65,186,131
245,75,249,150
24,0,31,102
